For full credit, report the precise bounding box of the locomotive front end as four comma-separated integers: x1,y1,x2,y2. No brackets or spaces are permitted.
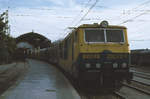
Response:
75,21,133,90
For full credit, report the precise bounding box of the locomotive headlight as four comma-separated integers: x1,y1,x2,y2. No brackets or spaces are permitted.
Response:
96,63,101,68
122,63,127,68
85,63,91,68
113,63,118,68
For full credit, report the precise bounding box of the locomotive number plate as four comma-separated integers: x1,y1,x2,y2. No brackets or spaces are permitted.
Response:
83,54,100,59
107,54,128,59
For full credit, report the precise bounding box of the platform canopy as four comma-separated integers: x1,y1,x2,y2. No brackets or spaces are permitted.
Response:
16,32,51,49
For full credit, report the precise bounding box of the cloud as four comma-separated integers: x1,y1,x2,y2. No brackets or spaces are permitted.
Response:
0,0,78,8
44,0,74,6
2,0,150,49
9,7,74,40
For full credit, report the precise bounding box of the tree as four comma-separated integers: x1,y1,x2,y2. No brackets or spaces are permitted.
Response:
0,10,16,64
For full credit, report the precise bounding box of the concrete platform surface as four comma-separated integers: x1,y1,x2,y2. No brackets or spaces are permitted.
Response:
0,59,80,99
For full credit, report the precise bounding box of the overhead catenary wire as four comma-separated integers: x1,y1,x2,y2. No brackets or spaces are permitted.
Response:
105,0,150,27
130,0,150,12
70,0,150,22
73,0,100,27
119,11,148,24
118,0,150,25
61,0,93,34
122,0,150,15
4,0,99,35
120,10,150,42
68,0,93,27
123,0,150,16
60,0,99,38
112,1,150,44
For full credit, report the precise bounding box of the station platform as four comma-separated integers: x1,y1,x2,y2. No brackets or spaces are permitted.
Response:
0,59,80,99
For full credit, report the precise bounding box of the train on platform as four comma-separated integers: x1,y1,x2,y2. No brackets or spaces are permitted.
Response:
27,21,133,91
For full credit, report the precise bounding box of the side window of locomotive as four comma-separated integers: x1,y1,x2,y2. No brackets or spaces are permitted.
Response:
64,39,68,59
106,29,124,42
74,31,78,42
85,29,105,42
59,44,63,58
72,37,74,60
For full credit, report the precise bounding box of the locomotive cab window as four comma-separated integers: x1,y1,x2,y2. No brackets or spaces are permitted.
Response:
74,31,78,42
84,28,125,43
106,29,124,43
84,29,105,42
64,39,68,59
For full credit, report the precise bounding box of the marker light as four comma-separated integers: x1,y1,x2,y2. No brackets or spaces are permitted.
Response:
96,63,101,68
85,63,91,68
100,20,109,27
122,63,127,68
113,63,118,68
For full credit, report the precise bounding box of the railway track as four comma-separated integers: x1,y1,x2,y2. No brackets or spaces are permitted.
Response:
131,69,150,80
65,68,150,99
111,69,150,99
132,79,150,86
113,91,126,99
133,72,150,80
131,69,150,86
80,93,126,99
122,83,150,95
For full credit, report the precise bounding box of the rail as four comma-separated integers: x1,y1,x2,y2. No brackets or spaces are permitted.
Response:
122,83,150,95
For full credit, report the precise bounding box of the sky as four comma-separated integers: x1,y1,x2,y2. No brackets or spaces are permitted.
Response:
0,0,150,49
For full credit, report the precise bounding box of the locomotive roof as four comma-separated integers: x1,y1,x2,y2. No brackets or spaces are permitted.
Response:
55,23,127,42
78,24,127,29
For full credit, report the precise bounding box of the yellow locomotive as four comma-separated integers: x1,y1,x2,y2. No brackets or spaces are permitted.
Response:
50,21,133,90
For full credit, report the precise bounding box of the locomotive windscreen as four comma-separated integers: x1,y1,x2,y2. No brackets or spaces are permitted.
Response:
106,30,124,42
84,29,124,43
85,29,105,42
